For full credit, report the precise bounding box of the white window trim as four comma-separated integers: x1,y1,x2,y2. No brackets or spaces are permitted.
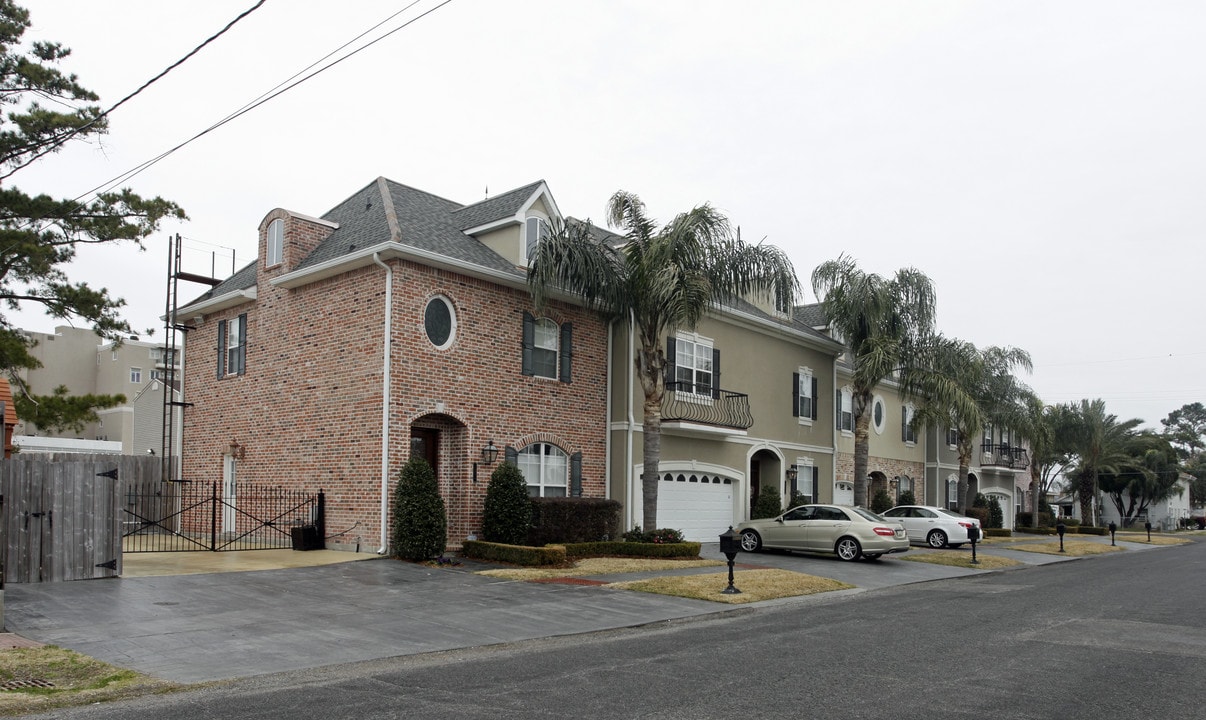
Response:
903,403,917,447
521,214,550,266
795,456,815,503
674,331,715,403
424,295,457,350
266,219,284,267
130,367,142,383
839,386,854,437
797,366,814,427
519,442,569,498
531,316,559,379
871,394,886,435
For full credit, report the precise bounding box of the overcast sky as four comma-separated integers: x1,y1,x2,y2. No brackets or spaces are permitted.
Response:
12,0,1205,429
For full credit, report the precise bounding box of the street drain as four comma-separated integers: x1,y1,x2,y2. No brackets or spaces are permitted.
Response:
0,678,56,690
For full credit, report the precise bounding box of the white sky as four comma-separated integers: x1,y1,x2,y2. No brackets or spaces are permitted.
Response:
12,0,1205,429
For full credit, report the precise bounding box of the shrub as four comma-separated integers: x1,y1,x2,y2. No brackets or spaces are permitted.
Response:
973,493,988,509
751,485,783,519
898,490,916,506
984,528,1012,537
565,540,701,559
870,489,893,514
621,526,685,544
1077,525,1107,536
987,496,1004,529
462,540,565,566
1058,517,1080,527
1016,511,1054,527
526,498,621,545
967,507,990,527
481,462,532,545
787,491,810,510
391,456,447,561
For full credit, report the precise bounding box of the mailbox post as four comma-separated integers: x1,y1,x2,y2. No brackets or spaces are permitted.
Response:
1145,520,1152,542
967,525,981,564
1056,522,1066,552
719,526,742,595
1108,521,1117,546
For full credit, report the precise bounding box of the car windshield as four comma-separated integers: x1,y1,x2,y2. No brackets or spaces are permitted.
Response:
935,508,969,520
850,507,887,522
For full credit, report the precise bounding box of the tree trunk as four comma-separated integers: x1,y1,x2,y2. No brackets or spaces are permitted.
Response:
1077,471,1095,525
957,441,972,514
1030,465,1042,528
641,396,662,530
853,412,871,507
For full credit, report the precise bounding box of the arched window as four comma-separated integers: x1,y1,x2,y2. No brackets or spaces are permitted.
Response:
518,443,567,497
946,477,959,510
266,218,284,267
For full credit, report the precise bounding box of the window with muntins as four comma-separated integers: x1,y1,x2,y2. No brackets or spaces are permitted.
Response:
266,218,284,267
790,458,818,504
524,217,549,264
836,387,854,432
901,405,917,444
519,442,568,497
521,311,572,382
664,335,719,398
947,426,959,447
792,368,817,421
217,314,248,377
947,477,959,509
130,367,142,383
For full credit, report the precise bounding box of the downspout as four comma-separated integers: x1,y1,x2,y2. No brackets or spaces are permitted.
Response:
831,358,838,502
604,318,613,500
373,252,392,554
626,309,637,530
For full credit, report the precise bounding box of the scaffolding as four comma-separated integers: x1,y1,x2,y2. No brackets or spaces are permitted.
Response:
161,233,223,481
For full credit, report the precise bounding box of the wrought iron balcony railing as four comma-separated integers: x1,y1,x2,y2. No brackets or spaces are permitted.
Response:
662,381,753,430
981,442,1030,470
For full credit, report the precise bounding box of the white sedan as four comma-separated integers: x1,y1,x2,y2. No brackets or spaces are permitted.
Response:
880,505,982,548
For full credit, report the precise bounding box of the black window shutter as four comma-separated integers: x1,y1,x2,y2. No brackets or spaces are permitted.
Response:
559,322,573,384
521,311,535,376
570,451,582,497
902,407,908,441
236,313,247,375
810,377,818,420
792,372,800,418
711,348,721,399
812,466,819,497
664,337,676,389
504,445,519,467
217,319,227,378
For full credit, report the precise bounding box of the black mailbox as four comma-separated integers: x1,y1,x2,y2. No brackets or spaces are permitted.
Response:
719,526,741,559
967,526,981,543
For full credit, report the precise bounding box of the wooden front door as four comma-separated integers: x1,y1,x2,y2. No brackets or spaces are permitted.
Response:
410,427,439,476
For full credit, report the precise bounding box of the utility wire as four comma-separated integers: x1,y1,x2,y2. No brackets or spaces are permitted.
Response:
1,0,269,181
65,0,453,214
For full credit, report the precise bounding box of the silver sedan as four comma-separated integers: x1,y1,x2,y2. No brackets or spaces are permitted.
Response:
736,504,909,561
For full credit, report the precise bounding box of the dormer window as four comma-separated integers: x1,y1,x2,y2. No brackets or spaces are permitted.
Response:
266,219,284,267
524,216,549,264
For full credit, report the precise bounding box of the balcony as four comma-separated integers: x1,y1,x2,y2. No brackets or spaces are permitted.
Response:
981,443,1030,470
661,381,753,433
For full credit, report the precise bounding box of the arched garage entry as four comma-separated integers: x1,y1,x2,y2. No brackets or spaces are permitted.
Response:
656,462,741,542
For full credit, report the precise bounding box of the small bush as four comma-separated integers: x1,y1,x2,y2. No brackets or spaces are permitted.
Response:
1058,517,1080,527
987,496,1004,529
621,526,685,544
984,528,1012,537
462,540,566,566
967,507,990,527
526,498,621,545
897,490,916,507
565,540,701,559
481,462,532,545
787,491,810,510
751,486,783,519
870,489,893,514
391,456,447,561
1077,525,1107,536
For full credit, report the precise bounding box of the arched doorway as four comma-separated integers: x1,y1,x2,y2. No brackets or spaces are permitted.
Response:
409,413,469,540
868,471,889,507
749,449,785,517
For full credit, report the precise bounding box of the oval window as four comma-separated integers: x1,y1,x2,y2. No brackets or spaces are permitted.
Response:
871,395,886,435
424,296,455,349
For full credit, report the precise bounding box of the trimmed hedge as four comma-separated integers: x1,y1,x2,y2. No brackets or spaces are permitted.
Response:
563,540,701,559
1077,525,1107,536
984,528,1012,538
1014,526,1056,535
526,498,621,546
462,540,566,566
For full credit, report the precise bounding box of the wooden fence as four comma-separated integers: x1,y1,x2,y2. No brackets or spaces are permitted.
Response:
0,454,159,583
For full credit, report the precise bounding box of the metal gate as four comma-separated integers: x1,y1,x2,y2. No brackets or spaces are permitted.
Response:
123,480,324,552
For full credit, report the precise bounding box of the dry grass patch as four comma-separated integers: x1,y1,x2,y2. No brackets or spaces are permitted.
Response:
476,556,723,581
1113,533,1191,546
1010,541,1124,556
899,551,1021,569
608,569,852,604
0,646,178,716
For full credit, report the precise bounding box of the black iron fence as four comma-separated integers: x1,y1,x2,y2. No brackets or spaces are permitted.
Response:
662,381,754,430
123,481,325,552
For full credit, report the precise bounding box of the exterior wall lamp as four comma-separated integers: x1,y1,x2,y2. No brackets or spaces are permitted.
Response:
472,440,499,483
786,464,798,482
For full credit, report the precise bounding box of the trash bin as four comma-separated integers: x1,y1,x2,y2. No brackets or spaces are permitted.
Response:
291,525,323,551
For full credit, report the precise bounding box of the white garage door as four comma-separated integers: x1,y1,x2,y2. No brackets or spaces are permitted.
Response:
834,481,854,505
657,472,735,542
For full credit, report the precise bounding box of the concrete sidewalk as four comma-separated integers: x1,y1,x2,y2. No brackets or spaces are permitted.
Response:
0,537,1161,684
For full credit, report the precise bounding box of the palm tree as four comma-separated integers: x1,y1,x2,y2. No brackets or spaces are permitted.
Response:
528,191,798,530
912,340,1032,513
1014,392,1073,527
811,255,951,507
1059,399,1144,525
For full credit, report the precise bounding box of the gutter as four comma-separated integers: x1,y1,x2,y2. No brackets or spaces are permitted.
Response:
626,309,636,529
373,253,393,554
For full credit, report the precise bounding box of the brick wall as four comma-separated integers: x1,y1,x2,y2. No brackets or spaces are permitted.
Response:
183,251,608,552
835,453,926,505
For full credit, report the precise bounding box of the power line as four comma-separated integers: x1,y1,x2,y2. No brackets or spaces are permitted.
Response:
70,0,453,209
1,0,269,180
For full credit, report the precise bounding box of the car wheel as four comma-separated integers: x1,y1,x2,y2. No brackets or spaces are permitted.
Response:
835,537,862,561
740,530,762,552
927,530,948,548
947,543,963,549
863,553,882,561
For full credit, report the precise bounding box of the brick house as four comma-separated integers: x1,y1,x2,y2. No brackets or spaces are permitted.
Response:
177,178,609,552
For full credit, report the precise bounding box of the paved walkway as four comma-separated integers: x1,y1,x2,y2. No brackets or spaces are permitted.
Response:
0,536,1170,684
